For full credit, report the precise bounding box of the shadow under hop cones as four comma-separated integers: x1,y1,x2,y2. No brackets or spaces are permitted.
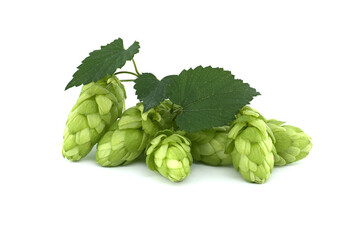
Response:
62,76,126,161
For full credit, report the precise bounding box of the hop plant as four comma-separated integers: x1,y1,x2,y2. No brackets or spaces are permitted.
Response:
62,37,312,183
267,119,312,166
226,106,275,183
186,127,232,166
62,76,126,161
146,130,193,182
96,103,167,167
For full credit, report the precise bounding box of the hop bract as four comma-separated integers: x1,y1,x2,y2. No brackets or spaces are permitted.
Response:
146,130,193,182
62,76,126,161
96,103,165,167
226,106,275,183
267,119,312,166
187,127,232,166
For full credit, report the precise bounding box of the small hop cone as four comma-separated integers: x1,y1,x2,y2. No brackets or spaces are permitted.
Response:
154,99,182,130
96,103,164,167
146,130,193,182
267,119,312,166
62,76,126,161
226,106,275,184
187,126,232,166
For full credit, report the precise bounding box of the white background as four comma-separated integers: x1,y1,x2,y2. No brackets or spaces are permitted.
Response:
1,0,359,239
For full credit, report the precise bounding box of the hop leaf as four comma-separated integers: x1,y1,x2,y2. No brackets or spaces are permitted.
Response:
65,38,140,90
168,66,260,132
134,73,175,112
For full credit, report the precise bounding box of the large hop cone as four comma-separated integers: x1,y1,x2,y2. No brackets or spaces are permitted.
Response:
267,119,312,166
96,103,165,167
62,76,126,161
146,130,193,182
186,127,232,166
226,106,275,183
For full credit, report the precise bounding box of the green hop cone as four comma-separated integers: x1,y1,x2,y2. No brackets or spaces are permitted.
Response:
154,100,180,130
96,103,165,167
226,106,275,184
186,127,232,166
146,130,193,182
62,76,126,161
267,119,312,166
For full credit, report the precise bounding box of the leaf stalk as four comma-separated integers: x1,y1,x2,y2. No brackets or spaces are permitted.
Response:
114,71,138,77
132,59,141,75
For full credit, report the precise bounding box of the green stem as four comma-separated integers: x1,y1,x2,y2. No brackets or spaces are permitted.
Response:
120,79,135,82
114,71,138,77
172,107,183,121
132,59,140,75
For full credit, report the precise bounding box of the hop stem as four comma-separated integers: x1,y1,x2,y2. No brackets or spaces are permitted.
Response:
120,79,135,82
132,58,141,75
114,71,138,77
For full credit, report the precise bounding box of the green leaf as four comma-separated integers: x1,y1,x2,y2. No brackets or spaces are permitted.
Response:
168,66,260,132
134,73,176,112
65,38,140,90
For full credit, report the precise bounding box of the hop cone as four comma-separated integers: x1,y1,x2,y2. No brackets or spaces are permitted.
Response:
146,130,193,182
153,100,180,130
62,76,126,161
96,103,165,167
186,127,232,166
267,119,312,166
226,106,275,183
